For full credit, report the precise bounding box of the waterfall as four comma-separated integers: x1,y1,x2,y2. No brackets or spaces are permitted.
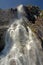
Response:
0,5,43,65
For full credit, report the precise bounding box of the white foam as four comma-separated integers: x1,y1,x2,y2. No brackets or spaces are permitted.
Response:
0,4,43,65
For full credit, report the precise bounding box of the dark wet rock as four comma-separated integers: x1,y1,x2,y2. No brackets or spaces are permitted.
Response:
0,29,6,52
0,5,43,65
0,38,5,52
41,39,43,49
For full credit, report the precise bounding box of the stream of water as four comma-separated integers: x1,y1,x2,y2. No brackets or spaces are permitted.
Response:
0,5,43,65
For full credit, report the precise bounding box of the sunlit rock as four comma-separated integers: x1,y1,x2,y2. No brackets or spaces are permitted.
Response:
0,4,43,65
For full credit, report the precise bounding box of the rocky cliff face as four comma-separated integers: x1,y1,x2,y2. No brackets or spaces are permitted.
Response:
0,5,43,48
0,5,43,65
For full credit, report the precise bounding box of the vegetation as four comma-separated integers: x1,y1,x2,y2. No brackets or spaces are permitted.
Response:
0,5,43,49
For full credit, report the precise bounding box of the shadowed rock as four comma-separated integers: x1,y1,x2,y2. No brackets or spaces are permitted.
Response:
0,35,5,52
0,42,5,52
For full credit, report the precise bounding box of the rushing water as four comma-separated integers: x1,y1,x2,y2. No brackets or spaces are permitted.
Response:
0,5,43,65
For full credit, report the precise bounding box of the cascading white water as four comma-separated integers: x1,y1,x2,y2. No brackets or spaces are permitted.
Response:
0,5,43,65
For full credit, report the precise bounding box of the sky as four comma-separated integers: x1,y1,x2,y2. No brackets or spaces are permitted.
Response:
0,0,43,9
